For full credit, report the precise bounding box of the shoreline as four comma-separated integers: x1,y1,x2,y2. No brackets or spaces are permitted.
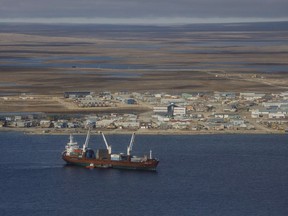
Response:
0,127,286,136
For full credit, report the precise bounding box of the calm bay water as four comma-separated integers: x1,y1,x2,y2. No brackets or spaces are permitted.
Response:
0,132,288,216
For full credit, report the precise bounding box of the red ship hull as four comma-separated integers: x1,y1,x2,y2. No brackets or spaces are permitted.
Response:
62,153,159,171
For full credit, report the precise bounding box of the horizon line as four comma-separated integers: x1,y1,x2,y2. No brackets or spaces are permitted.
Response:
0,17,288,25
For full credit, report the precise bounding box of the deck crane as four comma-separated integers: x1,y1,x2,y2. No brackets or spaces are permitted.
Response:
82,129,91,153
127,133,136,156
100,132,112,154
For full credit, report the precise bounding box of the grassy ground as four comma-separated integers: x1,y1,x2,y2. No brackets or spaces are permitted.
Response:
0,24,287,113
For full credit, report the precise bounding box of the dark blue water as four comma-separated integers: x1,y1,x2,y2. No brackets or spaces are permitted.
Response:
0,132,288,216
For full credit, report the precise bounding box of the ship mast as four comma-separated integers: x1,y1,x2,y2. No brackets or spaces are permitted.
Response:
127,133,135,156
68,134,77,146
100,132,112,154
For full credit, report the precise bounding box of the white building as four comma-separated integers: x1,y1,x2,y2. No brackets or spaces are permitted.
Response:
280,92,288,99
96,119,115,128
173,107,186,116
240,93,265,100
262,101,288,108
251,109,269,118
160,98,185,104
153,106,167,113
268,112,286,119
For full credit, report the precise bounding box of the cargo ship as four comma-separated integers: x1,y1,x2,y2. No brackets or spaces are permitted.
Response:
62,130,159,171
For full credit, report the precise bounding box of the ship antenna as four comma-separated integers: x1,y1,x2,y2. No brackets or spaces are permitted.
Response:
69,134,73,144
68,134,78,146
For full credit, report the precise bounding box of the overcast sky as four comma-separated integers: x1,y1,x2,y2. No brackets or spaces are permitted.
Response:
0,0,288,24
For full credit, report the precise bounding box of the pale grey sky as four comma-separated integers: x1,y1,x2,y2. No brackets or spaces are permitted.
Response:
0,0,287,24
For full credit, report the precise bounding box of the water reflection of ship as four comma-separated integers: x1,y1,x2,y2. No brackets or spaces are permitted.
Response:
62,130,159,171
